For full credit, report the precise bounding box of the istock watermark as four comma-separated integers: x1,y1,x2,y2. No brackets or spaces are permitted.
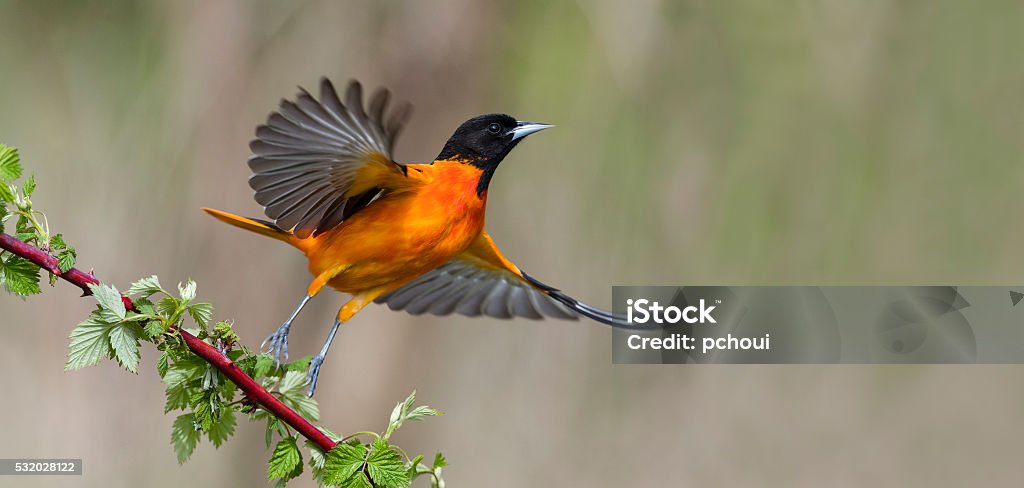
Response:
612,286,1024,364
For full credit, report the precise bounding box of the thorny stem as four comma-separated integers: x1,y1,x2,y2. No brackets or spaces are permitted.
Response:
0,232,337,452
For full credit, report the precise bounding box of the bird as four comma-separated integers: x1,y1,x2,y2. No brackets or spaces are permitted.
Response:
203,78,624,396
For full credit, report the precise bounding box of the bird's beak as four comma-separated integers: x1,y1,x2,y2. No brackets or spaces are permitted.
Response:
510,121,554,141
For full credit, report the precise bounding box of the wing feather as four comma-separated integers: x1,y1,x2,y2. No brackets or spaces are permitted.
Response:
375,232,579,321
248,78,413,238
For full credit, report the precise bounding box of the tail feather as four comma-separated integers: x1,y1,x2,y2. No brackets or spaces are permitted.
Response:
201,208,292,243
522,272,629,327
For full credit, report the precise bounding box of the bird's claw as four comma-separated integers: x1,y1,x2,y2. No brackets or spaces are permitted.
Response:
262,323,291,367
305,355,325,397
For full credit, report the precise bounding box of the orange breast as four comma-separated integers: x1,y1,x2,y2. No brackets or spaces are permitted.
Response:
294,160,487,293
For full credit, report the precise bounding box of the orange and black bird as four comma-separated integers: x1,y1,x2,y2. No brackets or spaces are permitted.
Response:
203,78,624,396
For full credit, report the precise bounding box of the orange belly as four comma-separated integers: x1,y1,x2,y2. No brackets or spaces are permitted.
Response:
291,161,487,294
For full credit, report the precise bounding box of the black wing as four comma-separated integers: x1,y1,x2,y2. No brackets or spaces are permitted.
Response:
248,78,412,238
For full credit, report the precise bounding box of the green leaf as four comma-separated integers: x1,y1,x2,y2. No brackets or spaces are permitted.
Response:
366,439,411,488
346,473,375,488
406,405,441,422
308,442,328,486
134,296,155,313
323,443,367,486
89,283,126,319
253,354,275,378
0,183,14,203
285,355,313,372
156,297,179,316
239,353,275,379
207,409,236,448
279,370,320,421
14,214,29,234
163,363,200,413
0,144,21,182
187,302,213,328
157,352,169,378
50,232,66,250
127,275,162,297
65,313,112,371
178,279,197,302
265,417,280,449
171,413,201,464
0,254,41,296
56,247,76,273
191,389,216,431
432,452,447,469
386,390,440,438
21,174,35,197
143,320,166,339
109,323,141,373
268,436,303,481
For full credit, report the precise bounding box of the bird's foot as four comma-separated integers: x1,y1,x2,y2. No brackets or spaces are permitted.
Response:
305,354,325,397
261,323,291,367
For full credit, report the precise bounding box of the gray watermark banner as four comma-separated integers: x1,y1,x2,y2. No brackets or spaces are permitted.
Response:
612,286,1024,364
0,459,82,475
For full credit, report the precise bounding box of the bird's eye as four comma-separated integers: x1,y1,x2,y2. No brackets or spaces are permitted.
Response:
487,123,501,134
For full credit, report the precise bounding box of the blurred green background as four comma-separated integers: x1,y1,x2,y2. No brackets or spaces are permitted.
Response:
2,0,1024,486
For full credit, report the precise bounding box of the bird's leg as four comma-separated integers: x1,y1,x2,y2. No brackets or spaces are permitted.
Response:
305,292,378,397
305,317,342,397
262,294,312,366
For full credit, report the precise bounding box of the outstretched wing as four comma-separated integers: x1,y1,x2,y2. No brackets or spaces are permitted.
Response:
376,232,627,326
248,78,413,238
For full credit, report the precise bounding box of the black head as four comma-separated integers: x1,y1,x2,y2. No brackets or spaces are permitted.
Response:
436,113,552,194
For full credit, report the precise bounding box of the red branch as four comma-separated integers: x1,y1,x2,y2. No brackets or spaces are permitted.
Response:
0,232,336,452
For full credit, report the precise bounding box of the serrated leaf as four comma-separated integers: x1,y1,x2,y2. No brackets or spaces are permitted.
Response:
157,352,169,378
65,313,112,371
187,302,213,328
308,442,327,470
126,275,162,297
88,283,125,319
308,442,328,486
406,405,441,422
21,174,34,197
156,297,178,316
207,409,236,448
50,232,66,249
285,355,312,372
347,472,375,488
432,452,447,469
0,183,14,203
390,391,416,425
1,254,41,296
191,390,216,431
0,144,21,182
163,365,197,413
268,436,303,480
178,279,197,302
279,370,320,421
366,439,411,488
144,320,166,338
56,248,75,273
266,417,279,448
253,354,275,378
109,323,141,373
14,215,29,234
323,443,367,486
386,390,440,439
171,413,201,464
